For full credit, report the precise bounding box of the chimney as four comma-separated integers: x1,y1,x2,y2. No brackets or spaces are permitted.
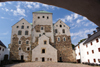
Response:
96,27,100,32
88,34,91,38
93,31,96,34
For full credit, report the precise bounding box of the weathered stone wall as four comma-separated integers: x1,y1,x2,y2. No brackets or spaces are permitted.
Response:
10,34,20,60
35,25,51,32
53,35,76,62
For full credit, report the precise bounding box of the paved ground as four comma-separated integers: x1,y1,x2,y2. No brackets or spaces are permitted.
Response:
5,62,99,67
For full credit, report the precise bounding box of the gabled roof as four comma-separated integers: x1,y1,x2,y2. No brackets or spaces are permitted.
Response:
0,41,6,48
33,10,52,14
12,18,31,27
83,31,100,44
54,19,70,28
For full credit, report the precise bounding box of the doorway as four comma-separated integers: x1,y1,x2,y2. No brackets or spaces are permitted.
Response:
59,57,62,62
4,54,8,60
42,57,45,62
21,55,24,60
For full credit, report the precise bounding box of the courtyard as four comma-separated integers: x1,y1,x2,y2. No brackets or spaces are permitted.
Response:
5,62,99,67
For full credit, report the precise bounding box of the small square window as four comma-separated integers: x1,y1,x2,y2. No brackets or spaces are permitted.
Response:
43,16,45,18
91,42,93,45
50,58,52,61
38,17,40,19
96,39,99,43
26,41,29,44
42,49,45,53
19,48,21,50
27,47,30,51
60,25,62,27
16,26,19,28
98,48,100,52
47,16,49,19
93,59,96,62
44,41,47,44
87,52,89,55
27,26,29,28
92,50,94,54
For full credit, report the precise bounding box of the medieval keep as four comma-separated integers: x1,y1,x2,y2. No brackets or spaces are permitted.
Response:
9,11,76,62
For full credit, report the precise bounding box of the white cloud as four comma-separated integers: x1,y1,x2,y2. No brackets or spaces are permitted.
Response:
0,3,2,7
1,17,4,19
72,37,77,40
5,8,9,11
19,17,23,20
76,19,82,23
74,13,78,19
83,17,88,20
13,4,26,16
0,31,9,35
33,2,40,9
27,4,32,8
71,28,95,38
7,2,12,4
10,9,13,12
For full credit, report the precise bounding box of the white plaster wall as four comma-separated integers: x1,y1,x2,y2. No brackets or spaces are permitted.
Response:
32,13,54,43
11,18,32,61
75,45,80,60
32,35,57,62
54,20,70,36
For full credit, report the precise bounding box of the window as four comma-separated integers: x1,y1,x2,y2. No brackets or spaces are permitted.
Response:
25,31,28,35
98,48,100,52
79,53,80,55
78,46,79,48
22,23,24,24
91,42,92,45
43,33,45,35
63,37,66,41
60,25,62,27
16,26,19,28
19,48,21,50
2,49,4,51
92,50,94,54
47,16,49,19
98,59,100,63
21,26,24,29
27,47,30,51
47,58,49,61
0,47,1,50
42,49,45,53
88,59,90,62
35,58,38,61
19,41,21,44
58,37,60,42
27,26,29,28
41,27,43,30
63,25,65,27
55,29,57,33
87,52,89,55
94,59,96,62
96,38,99,43
43,16,45,18
38,16,40,19
86,45,88,47
39,34,41,37
50,58,52,61
18,30,22,35
44,41,47,44
26,41,29,44
62,29,65,33
56,25,58,27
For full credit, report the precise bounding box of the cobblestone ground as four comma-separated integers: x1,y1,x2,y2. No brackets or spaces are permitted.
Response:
5,62,99,67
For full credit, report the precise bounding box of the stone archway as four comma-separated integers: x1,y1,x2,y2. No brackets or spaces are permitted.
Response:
0,0,100,27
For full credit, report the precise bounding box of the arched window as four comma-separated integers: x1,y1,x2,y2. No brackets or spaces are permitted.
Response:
58,37,60,42
26,41,29,44
62,29,65,33
18,30,22,35
42,49,45,53
27,47,30,51
21,26,24,29
44,41,47,44
25,31,28,35
63,37,66,41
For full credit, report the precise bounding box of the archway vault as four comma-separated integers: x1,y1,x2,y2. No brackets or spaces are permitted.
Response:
0,0,100,27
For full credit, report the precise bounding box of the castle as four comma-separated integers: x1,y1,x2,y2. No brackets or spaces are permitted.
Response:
9,11,76,62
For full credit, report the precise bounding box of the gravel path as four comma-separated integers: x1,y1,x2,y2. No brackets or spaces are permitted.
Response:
5,62,99,67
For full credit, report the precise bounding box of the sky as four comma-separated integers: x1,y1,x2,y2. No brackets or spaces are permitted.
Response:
0,1,98,47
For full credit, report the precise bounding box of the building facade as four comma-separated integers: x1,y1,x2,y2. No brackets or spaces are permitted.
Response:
75,27,100,64
0,41,10,63
9,11,76,62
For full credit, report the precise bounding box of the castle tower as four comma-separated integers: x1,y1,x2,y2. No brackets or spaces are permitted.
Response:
53,20,76,62
31,11,54,49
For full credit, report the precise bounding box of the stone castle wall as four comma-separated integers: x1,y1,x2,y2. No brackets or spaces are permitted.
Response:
53,35,76,62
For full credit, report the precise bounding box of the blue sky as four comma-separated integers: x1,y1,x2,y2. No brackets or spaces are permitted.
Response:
0,1,98,47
